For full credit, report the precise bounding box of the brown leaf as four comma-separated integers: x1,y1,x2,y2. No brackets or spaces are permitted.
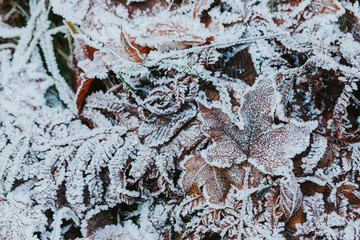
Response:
72,34,99,63
70,34,104,110
75,75,95,110
182,155,250,203
205,88,220,101
198,103,246,168
142,20,213,50
73,31,147,82
277,176,303,219
86,210,113,237
341,9,360,42
273,0,341,30
337,182,360,206
286,206,306,230
71,35,99,92
192,0,215,18
265,176,303,222
119,29,146,64
300,179,331,196
216,47,257,85
198,77,316,175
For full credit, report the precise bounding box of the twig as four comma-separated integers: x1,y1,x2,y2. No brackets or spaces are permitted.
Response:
146,33,289,66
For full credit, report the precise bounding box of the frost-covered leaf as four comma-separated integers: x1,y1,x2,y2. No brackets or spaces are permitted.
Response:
119,29,146,64
139,103,197,147
198,102,247,168
199,77,317,175
277,176,303,219
340,6,360,42
295,193,347,239
139,16,215,51
192,0,215,18
75,75,95,110
142,75,199,115
273,0,342,31
181,155,262,203
135,122,204,197
219,47,258,85
88,223,141,240
301,134,328,174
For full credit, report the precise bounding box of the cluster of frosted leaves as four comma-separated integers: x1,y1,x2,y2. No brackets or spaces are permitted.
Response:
1,0,360,239
179,77,314,238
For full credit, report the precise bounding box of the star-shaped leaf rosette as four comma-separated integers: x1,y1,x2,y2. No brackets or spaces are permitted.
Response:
181,76,317,204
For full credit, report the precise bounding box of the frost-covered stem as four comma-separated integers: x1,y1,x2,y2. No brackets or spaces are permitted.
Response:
0,43,17,50
0,50,11,84
11,0,47,70
0,24,24,38
40,26,75,109
34,127,127,152
351,93,360,107
0,137,29,192
51,207,80,240
146,33,289,65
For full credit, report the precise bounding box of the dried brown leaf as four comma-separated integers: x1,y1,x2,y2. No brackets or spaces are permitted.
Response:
142,20,213,50
274,0,341,30
86,210,113,237
182,155,249,203
192,0,215,18
277,176,303,219
75,75,95,110
119,29,146,64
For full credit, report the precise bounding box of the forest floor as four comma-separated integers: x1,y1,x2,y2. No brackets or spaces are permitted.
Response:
1,0,360,239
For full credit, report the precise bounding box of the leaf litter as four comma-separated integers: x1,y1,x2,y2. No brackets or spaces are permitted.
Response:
1,0,360,239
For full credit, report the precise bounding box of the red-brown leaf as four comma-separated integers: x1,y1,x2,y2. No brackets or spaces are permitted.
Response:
182,155,261,203
119,30,146,64
75,75,95,110
192,0,215,18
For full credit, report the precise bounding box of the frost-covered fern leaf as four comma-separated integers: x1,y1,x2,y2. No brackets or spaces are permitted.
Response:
83,91,140,129
352,143,360,170
141,74,199,115
66,128,131,209
105,134,140,205
295,193,344,239
302,134,328,174
139,103,197,147
180,167,279,239
332,85,355,141
133,121,204,197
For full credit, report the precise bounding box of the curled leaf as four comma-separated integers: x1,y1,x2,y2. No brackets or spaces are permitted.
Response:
119,29,146,64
